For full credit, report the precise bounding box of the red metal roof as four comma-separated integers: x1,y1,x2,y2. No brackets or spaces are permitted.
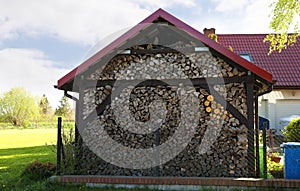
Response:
57,9,272,89
218,34,300,88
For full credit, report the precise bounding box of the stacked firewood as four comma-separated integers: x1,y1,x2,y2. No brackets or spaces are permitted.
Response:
77,45,249,177
83,85,112,119
80,86,248,177
88,52,246,80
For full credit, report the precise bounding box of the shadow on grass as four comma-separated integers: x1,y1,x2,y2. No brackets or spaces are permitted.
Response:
0,145,55,157
0,145,56,190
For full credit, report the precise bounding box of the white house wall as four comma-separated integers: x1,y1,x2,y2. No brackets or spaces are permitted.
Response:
258,89,300,130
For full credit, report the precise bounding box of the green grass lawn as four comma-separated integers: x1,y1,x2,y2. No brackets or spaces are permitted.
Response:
0,128,159,191
0,145,55,190
0,128,57,149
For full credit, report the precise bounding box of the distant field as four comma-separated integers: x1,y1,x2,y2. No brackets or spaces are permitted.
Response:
0,128,57,149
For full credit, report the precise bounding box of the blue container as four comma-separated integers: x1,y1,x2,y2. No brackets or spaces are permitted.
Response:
282,142,300,179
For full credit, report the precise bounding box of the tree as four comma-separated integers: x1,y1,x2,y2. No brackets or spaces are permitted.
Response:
283,118,300,142
0,87,39,126
264,0,300,54
39,94,52,120
55,96,73,120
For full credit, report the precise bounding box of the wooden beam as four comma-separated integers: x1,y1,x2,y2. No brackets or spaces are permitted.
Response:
246,76,255,177
77,79,86,140
202,85,249,127
74,99,83,173
81,76,249,89
255,96,260,178
129,47,194,54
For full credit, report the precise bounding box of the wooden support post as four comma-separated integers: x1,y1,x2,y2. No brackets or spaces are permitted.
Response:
74,99,83,173
75,98,80,145
246,76,255,177
255,96,260,178
73,78,85,173
77,76,85,136
263,122,268,179
56,117,62,175
155,129,160,176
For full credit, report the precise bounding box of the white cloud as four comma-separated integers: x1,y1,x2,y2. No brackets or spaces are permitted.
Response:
0,48,68,107
193,0,274,34
0,0,276,46
0,0,151,45
0,0,197,46
212,0,249,12
131,0,196,9
240,0,274,33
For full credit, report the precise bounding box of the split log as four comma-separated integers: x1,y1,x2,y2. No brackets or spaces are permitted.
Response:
206,107,212,113
207,95,214,101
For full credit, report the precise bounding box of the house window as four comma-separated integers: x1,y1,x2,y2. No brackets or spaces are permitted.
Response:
239,53,252,62
195,47,209,52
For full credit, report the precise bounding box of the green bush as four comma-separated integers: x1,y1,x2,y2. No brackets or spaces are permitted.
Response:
267,157,284,178
22,160,56,181
60,128,80,174
62,122,75,129
283,118,300,142
0,122,15,129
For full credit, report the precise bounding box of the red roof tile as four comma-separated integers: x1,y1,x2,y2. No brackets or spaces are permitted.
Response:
218,34,300,88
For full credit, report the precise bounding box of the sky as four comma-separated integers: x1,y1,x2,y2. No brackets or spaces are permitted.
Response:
0,0,276,108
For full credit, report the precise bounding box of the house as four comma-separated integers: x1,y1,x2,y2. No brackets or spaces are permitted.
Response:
56,9,272,177
215,33,300,132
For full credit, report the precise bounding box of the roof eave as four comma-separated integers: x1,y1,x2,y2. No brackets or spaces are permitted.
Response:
273,85,300,90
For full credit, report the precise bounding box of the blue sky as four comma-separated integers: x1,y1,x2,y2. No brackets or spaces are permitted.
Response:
0,0,275,107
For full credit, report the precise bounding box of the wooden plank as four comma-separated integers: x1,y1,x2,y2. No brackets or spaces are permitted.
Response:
262,122,268,179
246,76,255,177
81,76,249,88
129,47,195,54
203,85,249,127
255,96,260,178
155,129,160,176
74,99,83,173
77,79,86,142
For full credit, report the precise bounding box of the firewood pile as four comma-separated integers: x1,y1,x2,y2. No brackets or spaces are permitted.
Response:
88,45,246,81
76,44,249,177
